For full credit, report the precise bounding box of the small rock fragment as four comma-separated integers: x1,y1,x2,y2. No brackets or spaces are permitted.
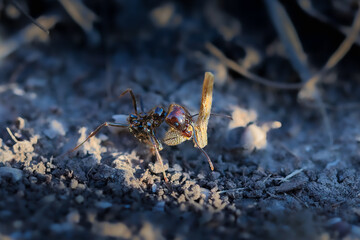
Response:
42,194,56,203
16,117,25,129
0,167,23,181
153,201,165,212
75,195,84,204
95,201,112,209
29,176,37,184
201,188,211,200
151,184,157,193
275,177,307,193
150,3,176,27
185,184,201,201
172,164,182,172
70,179,78,189
66,211,80,224
210,171,221,180
171,173,181,182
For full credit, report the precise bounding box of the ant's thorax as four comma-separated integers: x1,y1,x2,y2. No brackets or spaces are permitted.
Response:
127,106,167,143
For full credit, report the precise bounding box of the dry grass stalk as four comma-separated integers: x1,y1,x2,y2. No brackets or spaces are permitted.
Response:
265,0,312,82
206,42,303,90
194,72,214,148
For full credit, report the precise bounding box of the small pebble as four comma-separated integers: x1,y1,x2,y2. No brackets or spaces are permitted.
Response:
226,181,236,189
177,194,186,203
95,190,103,197
0,167,23,182
70,179,78,189
13,220,23,229
151,184,157,193
29,176,37,184
42,194,56,203
185,184,201,201
75,195,84,204
171,173,181,182
158,189,165,196
95,201,112,209
77,183,86,191
153,201,165,212
16,190,24,198
57,181,66,190
211,171,221,180
172,164,183,172
66,211,80,223
197,173,206,179
201,188,211,200
16,117,25,129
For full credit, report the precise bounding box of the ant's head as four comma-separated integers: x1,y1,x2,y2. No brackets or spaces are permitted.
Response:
165,104,193,138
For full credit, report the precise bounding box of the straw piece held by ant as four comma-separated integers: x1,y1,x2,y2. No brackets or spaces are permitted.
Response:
195,72,214,148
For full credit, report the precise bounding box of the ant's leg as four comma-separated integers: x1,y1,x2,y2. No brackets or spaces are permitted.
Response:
152,130,163,151
149,135,169,182
68,122,128,153
119,89,138,115
191,124,214,171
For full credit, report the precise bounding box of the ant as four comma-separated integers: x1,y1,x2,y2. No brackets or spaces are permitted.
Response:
67,72,229,182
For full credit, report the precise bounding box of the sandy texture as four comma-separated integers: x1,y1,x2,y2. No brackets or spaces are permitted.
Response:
1,1,360,240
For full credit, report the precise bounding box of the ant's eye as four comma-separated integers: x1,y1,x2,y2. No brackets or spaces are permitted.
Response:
174,122,179,127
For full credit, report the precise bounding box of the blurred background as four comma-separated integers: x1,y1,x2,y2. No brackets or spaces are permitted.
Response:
1,0,360,120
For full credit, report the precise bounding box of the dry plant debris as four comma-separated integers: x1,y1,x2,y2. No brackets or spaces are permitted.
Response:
194,72,214,148
0,1,360,239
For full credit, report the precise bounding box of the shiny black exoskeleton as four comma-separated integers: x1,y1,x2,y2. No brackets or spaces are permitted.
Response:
128,107,167,144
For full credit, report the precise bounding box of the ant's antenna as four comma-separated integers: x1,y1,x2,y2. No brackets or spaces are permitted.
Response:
191,112,232,120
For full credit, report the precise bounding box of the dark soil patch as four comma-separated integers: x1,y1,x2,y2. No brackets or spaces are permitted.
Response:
1,1,360,239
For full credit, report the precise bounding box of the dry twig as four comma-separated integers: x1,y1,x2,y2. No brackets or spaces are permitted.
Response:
206,42,304,90
265,0,312,82
6,127,19,143
274,168,305,183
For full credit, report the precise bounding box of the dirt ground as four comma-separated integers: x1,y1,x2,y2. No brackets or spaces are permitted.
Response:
1,1,360,239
